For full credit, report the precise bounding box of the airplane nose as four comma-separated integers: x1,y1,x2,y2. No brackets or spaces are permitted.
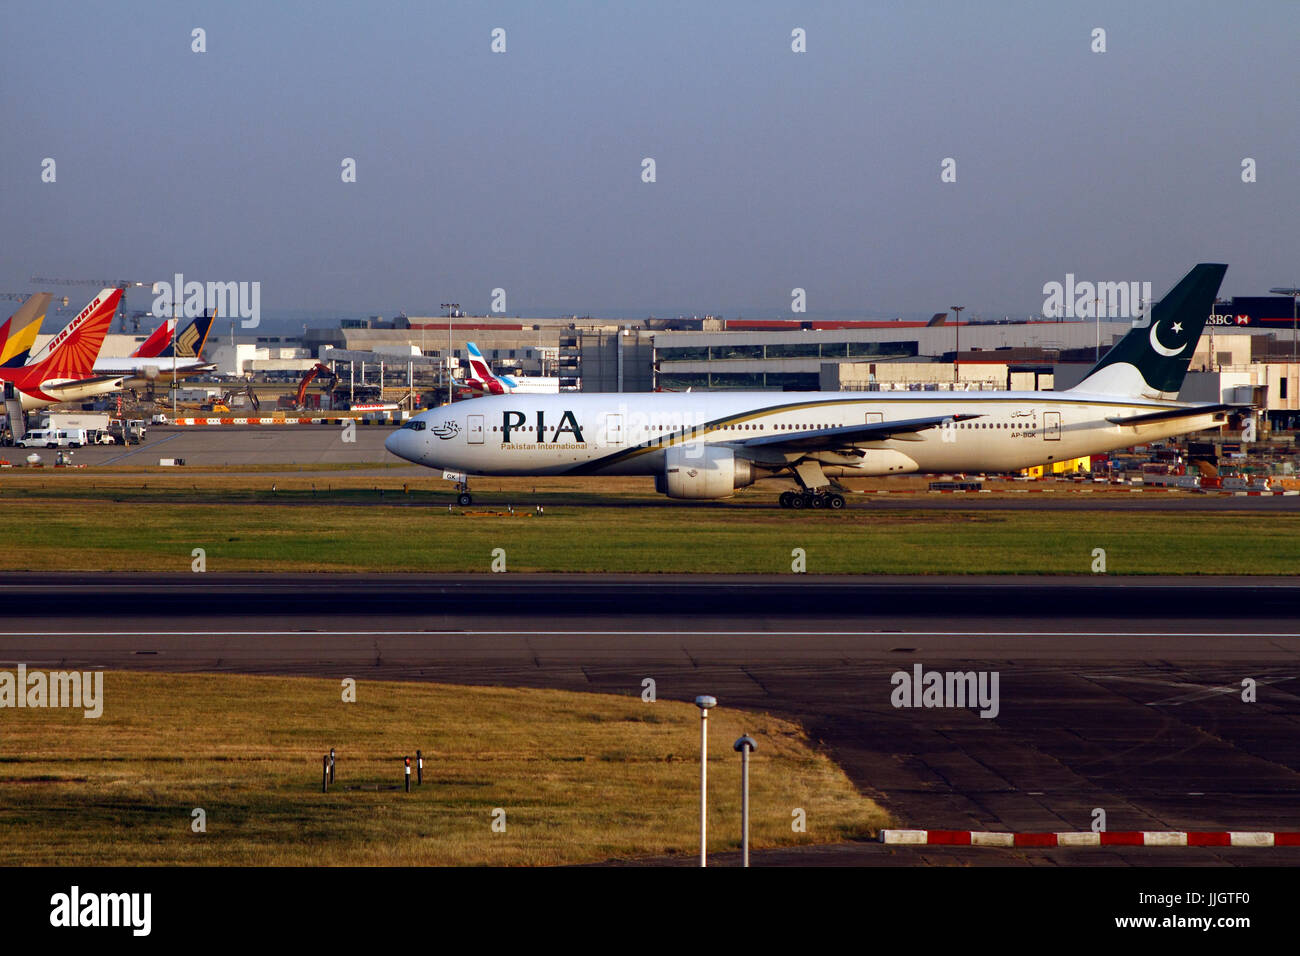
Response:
385,429,411,461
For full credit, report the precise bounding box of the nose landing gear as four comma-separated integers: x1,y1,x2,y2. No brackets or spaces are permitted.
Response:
454,481,473,507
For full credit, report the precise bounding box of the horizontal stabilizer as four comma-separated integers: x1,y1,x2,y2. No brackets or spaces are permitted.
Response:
1106,404,1233,426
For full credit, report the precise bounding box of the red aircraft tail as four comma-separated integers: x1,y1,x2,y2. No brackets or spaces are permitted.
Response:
13,288,122,389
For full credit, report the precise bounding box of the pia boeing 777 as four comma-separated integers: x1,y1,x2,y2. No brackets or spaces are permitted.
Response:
386,264,1234,508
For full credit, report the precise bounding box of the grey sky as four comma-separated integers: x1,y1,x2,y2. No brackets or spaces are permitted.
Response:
2,1,1296,320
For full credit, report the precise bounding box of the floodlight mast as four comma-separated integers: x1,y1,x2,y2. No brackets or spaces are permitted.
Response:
694,695,717,867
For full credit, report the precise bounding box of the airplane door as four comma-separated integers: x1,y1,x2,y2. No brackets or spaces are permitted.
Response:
865,412,883,424
1043,411,1061,441
467,414,484,444
605,413,624,446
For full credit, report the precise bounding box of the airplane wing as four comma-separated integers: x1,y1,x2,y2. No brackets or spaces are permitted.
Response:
737,413,984,451
1105,404,1233,426
43,375,124,390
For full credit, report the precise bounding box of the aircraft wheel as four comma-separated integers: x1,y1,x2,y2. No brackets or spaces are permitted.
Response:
457,492,473,506
789,493,807,510
779,492,794,509
810,493,827,509
827,493,846,510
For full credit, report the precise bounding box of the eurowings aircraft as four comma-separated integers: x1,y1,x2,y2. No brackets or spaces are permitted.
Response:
460,341,558,395
462,341,516,394
386,264,1233,508
1,288,125,412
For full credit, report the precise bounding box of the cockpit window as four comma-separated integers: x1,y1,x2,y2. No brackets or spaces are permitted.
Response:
402,420,426,431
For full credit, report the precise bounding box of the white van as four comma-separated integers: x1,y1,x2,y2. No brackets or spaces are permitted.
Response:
18,428,86,448
18,429,58,448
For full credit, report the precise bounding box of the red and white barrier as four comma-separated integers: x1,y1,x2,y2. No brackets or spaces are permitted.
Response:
880,829,1300,847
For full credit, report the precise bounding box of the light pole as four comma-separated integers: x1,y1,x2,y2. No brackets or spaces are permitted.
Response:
171,299,178,422
1093,296,1102,362
950,306,964,384
694,695,716,867
733,734,757,867
440,302,459,404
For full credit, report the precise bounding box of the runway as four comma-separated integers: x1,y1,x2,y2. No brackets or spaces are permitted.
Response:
3,573,1299,864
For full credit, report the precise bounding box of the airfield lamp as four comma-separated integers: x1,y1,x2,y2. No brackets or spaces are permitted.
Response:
950,306,964,383
694,695,717,867
733,735,757,867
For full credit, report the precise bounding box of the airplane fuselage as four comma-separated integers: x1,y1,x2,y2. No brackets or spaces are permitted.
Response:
13,377,125,412
385,390,1223,481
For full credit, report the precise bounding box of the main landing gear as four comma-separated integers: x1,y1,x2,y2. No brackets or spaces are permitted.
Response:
779,490,845,510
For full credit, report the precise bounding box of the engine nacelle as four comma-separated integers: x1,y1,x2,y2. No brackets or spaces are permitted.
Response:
656,445,754,499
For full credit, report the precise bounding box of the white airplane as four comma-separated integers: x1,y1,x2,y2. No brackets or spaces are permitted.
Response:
460,341,559,395
386,264,1234,508
91,312,216,387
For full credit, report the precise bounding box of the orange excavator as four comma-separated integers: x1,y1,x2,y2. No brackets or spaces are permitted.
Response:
295,363,337,410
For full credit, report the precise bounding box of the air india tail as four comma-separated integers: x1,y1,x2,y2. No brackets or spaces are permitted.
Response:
0,293,53,368
12,288,122,390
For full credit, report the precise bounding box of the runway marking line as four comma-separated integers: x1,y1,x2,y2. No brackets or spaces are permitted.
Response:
4,630,1300,638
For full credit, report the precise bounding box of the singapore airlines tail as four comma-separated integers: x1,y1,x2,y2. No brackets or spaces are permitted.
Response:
158,312,215,359
1070,263,1227,400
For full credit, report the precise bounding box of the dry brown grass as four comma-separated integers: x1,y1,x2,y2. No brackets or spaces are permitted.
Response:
0,671,888,865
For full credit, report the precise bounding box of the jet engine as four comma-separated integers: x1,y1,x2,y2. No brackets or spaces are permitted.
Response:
656,445,755,499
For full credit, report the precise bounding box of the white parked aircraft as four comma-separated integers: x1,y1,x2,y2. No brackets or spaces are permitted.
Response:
386,264,1234,508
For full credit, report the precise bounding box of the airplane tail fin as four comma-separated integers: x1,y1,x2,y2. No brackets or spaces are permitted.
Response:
0,293,53,368
159,312,215,359
131,319,176,358
465,341,499,384
1069,263,1227,400
16,288,122,387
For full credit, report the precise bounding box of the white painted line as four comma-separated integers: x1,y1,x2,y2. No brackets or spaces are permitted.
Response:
1,630,1298,638
971,831,1014,847
879,829,929,844
1143,831,1188,846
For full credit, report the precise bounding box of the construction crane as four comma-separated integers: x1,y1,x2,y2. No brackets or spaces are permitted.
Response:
28,277,156,332
1,293,72,312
